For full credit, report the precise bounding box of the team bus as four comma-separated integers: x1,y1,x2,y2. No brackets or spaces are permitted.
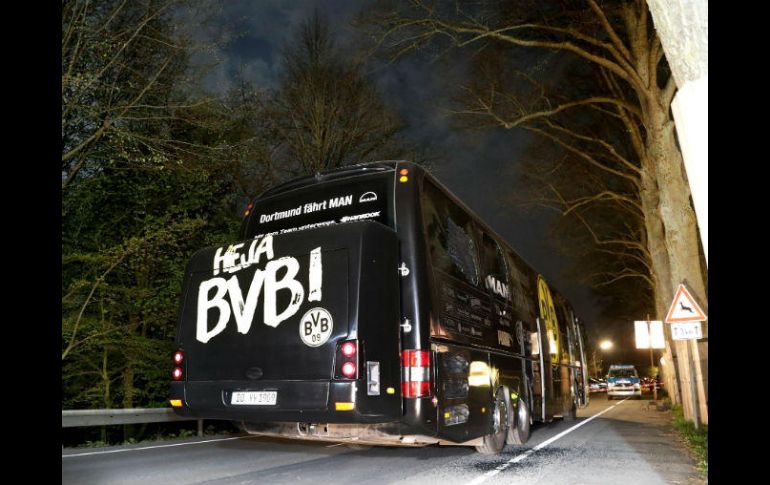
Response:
170,161,589,454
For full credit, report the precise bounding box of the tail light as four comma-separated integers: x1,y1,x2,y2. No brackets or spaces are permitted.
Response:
172,349,184,380
401,349,432,398
335,340,358,379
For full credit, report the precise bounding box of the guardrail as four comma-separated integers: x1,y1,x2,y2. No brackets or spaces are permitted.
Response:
62,408,205,437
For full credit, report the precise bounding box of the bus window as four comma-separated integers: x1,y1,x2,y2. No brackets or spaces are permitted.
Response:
481,232,521,354
504,250,537,325
421,180,480,287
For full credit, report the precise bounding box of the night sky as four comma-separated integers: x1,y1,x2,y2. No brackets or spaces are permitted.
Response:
190,0,644,364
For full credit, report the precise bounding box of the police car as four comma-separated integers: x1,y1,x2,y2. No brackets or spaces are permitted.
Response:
606,365,641,399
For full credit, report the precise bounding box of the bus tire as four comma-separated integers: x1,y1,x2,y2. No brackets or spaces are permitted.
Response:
475,388,509,454
507,392,531,445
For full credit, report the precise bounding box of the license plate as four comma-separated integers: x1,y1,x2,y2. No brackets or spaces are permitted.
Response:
231,391,277,405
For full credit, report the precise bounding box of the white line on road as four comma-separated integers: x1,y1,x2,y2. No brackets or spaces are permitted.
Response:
466,398,629,485
62,435,257,458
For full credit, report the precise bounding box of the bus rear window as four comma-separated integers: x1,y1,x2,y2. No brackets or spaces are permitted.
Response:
243,172,394,239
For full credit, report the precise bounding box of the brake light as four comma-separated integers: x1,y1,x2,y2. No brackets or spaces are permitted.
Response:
341,341,356,358
342,361,357,377
401,350,432,398
335,340,359,379
172,349,184,380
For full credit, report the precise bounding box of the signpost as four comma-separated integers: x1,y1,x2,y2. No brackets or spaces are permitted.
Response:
634,318,665,400
665,283,707,428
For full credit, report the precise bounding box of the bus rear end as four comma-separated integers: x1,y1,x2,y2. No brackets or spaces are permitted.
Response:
170,165,420,443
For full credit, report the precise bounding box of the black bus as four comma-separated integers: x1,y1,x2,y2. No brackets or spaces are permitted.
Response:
170,161,589,454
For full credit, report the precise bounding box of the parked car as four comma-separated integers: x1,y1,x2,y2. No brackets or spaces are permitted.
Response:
589,378,607,393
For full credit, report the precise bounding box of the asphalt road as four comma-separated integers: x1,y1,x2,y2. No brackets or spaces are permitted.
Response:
62,394,704,485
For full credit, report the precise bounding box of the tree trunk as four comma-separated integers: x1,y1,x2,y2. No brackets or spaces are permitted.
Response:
647,105,708,422
122,366,135,442
101,348,110,443
638,163,681,404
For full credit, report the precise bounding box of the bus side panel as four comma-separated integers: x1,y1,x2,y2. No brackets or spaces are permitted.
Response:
434,345,494,443
393,164,437,435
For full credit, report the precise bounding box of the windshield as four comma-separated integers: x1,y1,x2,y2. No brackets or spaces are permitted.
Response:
243,172,394,239
609,369,637,378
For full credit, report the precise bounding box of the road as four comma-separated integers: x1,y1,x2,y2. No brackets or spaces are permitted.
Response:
62,394,704,485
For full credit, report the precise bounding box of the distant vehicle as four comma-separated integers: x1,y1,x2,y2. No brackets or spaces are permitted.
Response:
589,378,607,393
606,365,641,399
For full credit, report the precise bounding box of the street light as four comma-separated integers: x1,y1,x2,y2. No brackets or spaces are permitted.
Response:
599,340,613,351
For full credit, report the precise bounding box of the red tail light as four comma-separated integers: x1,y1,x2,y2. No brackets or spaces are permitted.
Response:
335,340,359,379
341,361,357,377
401,350,432,398
173,349,184,380
341,341,356,358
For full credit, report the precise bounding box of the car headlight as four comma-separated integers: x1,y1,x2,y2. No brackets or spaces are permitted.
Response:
634,384,640,389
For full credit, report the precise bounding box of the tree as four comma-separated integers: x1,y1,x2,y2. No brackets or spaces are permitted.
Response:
62,0,229,191
366,0,707,417
270,13,408,174
61,1,274,428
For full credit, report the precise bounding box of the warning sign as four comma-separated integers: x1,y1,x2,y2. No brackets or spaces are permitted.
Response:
665,284,707,323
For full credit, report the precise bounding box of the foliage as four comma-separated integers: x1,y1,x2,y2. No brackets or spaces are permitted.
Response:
61,3,410,431
270,12,411,174
671,404,708,476
61,0,268,414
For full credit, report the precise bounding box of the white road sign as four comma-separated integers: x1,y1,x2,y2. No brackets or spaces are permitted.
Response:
671,322,703,340
665,284,707,323
634,321,666,349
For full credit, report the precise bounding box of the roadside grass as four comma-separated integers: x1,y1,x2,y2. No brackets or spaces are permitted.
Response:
671,404,708,476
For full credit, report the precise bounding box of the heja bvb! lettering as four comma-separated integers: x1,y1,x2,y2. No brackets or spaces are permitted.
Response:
196,234,323,343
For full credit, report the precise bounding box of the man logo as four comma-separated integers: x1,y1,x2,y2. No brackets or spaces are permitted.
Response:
359,191,377,203
300,307,333,347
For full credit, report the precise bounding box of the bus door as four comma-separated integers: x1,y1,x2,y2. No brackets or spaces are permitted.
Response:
574,316,589,407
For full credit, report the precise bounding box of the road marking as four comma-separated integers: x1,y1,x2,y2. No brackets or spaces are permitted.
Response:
62,435,257,458
466,399,629,485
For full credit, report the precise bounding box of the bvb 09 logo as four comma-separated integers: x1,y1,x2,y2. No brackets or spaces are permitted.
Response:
537,276,560,357
299,307,333,347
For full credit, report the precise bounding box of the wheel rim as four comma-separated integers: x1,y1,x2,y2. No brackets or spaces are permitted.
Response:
518,399,528,431
493,396,506,434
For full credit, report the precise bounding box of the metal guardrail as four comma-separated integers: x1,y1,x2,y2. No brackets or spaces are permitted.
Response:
62,408,204,436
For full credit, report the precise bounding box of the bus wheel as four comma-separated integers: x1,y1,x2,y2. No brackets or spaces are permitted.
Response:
475,388,509,454
507,392,531,445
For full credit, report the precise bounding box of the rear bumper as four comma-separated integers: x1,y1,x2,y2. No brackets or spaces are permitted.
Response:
170,380,400,424
607,388,641,397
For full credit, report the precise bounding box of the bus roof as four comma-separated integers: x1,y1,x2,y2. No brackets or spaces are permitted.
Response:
257,161,400,200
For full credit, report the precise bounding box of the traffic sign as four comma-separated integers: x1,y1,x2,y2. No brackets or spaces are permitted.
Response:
671,322,703,340
665,284,707,323
634,321,665,349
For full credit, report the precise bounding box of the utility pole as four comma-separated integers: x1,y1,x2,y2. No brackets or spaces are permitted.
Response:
647,315,657,401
